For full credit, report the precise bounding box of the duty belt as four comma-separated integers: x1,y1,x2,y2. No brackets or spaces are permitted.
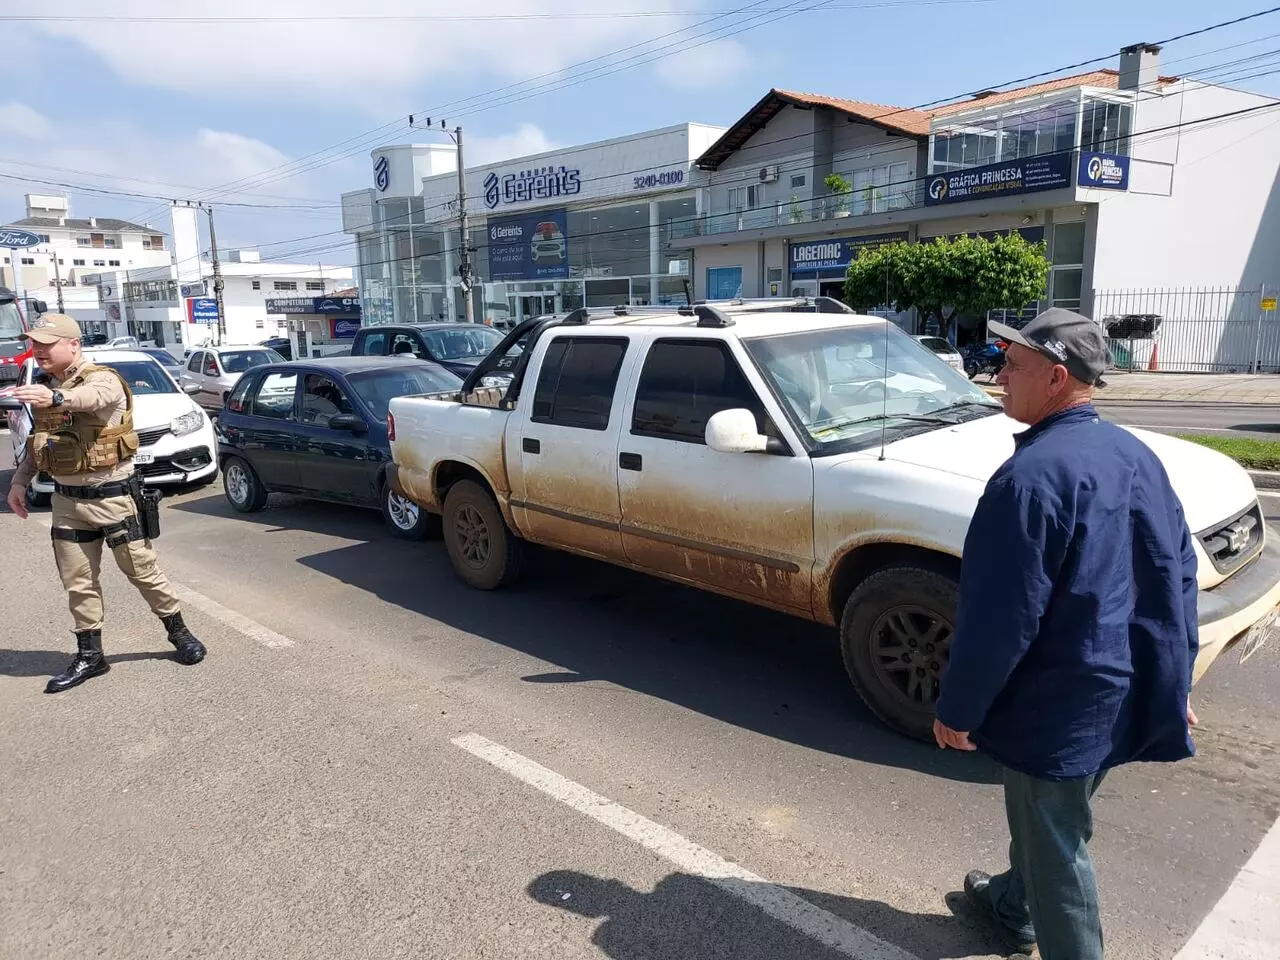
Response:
54,481,131,500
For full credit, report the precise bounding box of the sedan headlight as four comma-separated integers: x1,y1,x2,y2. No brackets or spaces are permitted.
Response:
170,408,205,437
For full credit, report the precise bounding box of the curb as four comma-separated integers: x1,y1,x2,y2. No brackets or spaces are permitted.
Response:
1248,470,1280,490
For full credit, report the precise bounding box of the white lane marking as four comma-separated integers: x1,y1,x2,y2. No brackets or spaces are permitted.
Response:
29,511,295,649
170,583,295,649
1175,817,1280,959
452,733,919,960
1256,490,1280,499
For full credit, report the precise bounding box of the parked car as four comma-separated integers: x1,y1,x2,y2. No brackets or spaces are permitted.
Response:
106,335,141,348
913,335,965,374
349,322,515,380
180,344,284,412
127,346,185,380
260,336,293,360
387,298,1280,742
5,350,218,507
217,356,461,537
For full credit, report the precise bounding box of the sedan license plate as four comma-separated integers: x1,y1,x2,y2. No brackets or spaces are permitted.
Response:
1239,608,1280,664
133,453,155,465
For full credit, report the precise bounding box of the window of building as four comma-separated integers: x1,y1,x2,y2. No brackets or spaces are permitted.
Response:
108,260,120,267
255,316,265,329
37,234,50,243
727,184,765,211
274,280,297,291
73,259,85,266
20,257,34,265
305,281,324,291
251,280,261,290
631,340,766,444
93,259,106,267
531,337,628,431
790,174,806,188
252,372,298,420
104,238,117,248
1049,220,1086,311
76,237,90,246
1082,99,1132,156
142,236,165,250
706,266,743,300
301,375,354,426
847,162,911,215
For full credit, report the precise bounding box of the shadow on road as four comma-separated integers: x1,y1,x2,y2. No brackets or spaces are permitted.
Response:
0,648,176,678
526,869,1000,960
172,495,999,785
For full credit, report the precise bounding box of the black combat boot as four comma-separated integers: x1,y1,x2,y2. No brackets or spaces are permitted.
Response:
45,629,110,694
161,612,206,665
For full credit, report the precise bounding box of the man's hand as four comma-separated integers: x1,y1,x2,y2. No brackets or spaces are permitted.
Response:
12,384,55,409
1188,699,1199,728
934,719,977,751
6,485,29,520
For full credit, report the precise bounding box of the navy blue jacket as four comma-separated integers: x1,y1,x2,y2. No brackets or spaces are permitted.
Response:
936,404,1198,780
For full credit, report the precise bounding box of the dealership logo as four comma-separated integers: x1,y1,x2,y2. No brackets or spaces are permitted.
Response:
374,155,390,192
490,222,524,241
928,177,949,201
483,165,582,209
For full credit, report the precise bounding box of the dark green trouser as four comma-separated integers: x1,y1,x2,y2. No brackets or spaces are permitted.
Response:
985,766,1108,960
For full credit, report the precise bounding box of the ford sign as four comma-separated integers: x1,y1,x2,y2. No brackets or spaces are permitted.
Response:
0,229,42,249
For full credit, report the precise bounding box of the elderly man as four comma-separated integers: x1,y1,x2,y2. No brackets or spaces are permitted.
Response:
934,308,1198,959
5,314,205,692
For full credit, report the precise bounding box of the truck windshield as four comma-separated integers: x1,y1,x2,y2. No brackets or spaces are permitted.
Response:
422,326,509,362
0,301,24,340
744,322,1000,448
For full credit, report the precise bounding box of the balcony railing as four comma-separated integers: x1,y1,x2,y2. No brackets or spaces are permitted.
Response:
697,187,921,238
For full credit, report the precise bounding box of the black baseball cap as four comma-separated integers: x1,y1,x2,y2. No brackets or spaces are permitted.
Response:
989,308,1108,387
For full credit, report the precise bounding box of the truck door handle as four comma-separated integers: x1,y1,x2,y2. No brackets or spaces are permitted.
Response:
523,437,541,454
619,452,642,471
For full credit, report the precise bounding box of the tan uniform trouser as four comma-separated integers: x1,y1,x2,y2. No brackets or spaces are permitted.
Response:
50,492,181,632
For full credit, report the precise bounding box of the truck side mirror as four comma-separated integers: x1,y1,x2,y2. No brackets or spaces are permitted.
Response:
705,408,771,454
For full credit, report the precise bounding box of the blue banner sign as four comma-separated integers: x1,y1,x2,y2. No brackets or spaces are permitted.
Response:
487,208,570,281
789,231,909,273
1078,151,1130,191
313,296,361,314
0,228,42,249
331,318,361,339
483,166,581,209
924,154,1073,206
188,297,219,324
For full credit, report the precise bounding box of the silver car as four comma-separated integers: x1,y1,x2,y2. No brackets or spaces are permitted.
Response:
914,335,966,374
180,345,283,412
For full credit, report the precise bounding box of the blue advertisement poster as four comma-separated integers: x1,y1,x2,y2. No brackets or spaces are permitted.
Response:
1078,151,1130,191
789,231,908,273
924,153,1073,206
187,297,219,324
487,208,569,281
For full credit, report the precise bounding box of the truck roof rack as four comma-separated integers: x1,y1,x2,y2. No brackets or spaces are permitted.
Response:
694,304,735,328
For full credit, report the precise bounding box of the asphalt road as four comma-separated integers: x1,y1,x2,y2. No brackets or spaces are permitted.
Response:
1,464,1278,960
1096,400,1280,441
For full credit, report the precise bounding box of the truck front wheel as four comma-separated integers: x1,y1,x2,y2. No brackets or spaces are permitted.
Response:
442,480,524,590
839,565,958,742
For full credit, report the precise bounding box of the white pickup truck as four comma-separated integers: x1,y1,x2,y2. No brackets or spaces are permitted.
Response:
388,298,1280,740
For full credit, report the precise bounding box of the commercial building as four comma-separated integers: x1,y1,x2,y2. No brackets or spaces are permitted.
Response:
264,286,362,357
0,194,172,334
684,43,1280,367
341,123,726,327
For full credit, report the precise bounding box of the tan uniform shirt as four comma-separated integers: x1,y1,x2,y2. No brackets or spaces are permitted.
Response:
10,359,134,490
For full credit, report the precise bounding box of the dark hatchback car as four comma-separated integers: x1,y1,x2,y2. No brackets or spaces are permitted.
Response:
217,356,461,537
349,322,513,379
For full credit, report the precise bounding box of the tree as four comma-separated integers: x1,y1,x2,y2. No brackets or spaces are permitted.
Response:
843,232,1050,338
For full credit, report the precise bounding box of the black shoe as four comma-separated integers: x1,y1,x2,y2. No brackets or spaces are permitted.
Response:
963,870,1038,955
161,612,206,665
45,630,110,694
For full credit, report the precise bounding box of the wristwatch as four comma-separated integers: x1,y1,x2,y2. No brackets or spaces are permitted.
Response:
51,390,64,407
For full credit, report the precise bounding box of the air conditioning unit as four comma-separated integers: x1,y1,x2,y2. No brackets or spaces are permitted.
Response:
759,165,780,183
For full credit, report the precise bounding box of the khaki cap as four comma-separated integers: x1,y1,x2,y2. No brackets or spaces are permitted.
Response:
22,313,82,343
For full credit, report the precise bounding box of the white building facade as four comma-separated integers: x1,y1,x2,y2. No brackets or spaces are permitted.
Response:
341,123,726,327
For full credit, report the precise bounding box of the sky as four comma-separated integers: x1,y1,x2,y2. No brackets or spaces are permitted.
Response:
2,0,1279,268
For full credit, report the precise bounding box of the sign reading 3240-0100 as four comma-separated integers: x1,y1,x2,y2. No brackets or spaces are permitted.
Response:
633,170,685,190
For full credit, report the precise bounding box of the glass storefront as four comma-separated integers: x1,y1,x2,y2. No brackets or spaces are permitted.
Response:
357,193,695,326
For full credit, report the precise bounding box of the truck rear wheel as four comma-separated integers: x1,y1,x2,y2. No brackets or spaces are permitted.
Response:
442,480,524,590
839,565,958,742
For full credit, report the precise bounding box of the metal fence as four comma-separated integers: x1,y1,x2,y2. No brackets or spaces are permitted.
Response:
1090,285,1280,374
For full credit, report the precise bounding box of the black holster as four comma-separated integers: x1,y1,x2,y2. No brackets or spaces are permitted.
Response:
128,472,162,540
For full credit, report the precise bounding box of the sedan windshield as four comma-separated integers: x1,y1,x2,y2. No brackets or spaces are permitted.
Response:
220,349,282,373
422,325,506,362
138,348,181,367
744,322,1000,449
98,360,177,395
348,366,463,421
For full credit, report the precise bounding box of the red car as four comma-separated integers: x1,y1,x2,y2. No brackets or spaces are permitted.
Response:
0,286,41,390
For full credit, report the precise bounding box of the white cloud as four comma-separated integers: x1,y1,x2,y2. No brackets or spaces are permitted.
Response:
653,39,751,90
9,0,700,111
0,102,54,140
467,123,562,166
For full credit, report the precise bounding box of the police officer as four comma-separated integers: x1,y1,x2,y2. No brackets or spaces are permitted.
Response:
5,314,206,692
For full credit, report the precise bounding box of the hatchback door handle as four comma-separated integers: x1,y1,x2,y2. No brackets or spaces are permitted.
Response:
619,452,642,471
523,437,540,454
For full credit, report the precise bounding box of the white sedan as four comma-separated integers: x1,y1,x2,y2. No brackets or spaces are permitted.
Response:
5,350,218,507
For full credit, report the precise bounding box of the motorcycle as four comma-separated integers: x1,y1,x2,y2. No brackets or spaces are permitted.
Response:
962,340,1006,380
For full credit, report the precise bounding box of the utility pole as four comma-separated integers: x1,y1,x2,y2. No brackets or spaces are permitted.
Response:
201,203,227,344
455,125,475,324
49,249,65,313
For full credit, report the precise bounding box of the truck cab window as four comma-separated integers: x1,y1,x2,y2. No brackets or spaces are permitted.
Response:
631,339,768,444
531,337,628,431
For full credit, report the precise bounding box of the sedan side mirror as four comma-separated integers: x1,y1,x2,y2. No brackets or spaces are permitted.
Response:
328,413,367,434
705,408,783,455
182,383,201,395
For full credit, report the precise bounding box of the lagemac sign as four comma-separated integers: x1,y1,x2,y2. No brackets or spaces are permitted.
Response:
483,165,581,209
